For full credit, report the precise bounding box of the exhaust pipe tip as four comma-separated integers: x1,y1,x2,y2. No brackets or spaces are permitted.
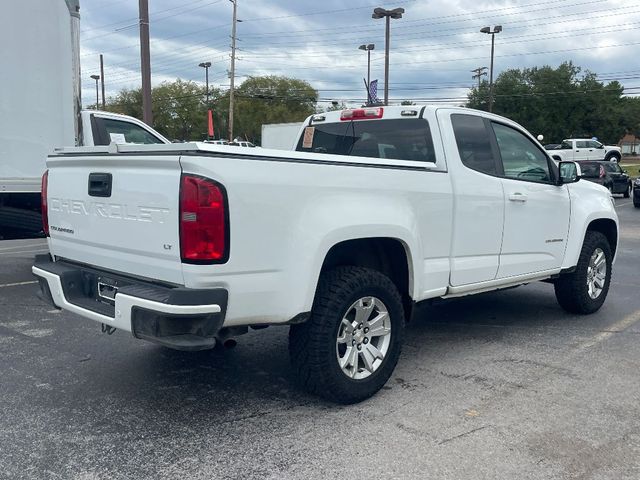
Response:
223,338,237,349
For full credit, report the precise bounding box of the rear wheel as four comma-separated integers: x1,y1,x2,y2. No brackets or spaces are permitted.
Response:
289,266,404,404
554,231,612,314
624,183,631,198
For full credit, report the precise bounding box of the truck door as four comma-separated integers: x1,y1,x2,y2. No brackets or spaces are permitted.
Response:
491,122,570,278
574,140,590,161
445,113,505,286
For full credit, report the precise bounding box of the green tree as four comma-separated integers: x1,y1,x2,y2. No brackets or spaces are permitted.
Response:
467,62,628,144
225,75,318,143
106,79,219,141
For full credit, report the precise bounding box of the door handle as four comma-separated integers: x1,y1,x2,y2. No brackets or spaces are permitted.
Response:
88,172,113,197
508,192,528,202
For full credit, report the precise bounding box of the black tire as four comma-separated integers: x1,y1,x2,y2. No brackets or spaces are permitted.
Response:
623,183,631,198
554,231,612,314
289,266,404,404
634,201,640,209
605,153,621,163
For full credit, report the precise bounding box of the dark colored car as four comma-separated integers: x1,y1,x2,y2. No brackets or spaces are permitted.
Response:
633,177,640,208
578,161,632,197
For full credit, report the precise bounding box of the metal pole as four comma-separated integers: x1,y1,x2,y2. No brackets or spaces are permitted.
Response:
367,49,371,105
384,15,390,106
139,0,153,125
205,65,210,104
95,78,99,110
228,0,237,142
100,54,106,110
489,33,495,113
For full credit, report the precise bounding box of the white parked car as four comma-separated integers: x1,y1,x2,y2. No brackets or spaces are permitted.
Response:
33,106,618,403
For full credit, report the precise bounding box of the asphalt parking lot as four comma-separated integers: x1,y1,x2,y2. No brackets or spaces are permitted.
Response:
1,200,639,480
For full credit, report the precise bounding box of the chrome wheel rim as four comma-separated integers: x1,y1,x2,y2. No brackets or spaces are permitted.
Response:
586,248,607,299
336,296,391,380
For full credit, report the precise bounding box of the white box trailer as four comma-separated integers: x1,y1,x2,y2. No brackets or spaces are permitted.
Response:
0,0,80,197
261,122,303,150
0,0,169,236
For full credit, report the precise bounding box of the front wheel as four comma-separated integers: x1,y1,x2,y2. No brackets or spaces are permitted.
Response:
289,266,404,404
554,231,612,314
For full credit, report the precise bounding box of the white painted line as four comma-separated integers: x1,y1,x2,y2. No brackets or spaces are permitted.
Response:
0,248,49,256
0,242,47,252
615,202,631,207
0,280,38,288
574,309,640,352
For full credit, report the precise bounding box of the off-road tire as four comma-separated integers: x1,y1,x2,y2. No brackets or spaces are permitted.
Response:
554,231,612,314
289,266,404,404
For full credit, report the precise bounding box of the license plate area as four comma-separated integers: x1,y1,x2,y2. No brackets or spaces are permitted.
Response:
97,277,119,305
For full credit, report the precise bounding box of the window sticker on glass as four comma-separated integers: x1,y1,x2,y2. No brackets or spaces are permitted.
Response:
109,133,127,144
302,127,315,149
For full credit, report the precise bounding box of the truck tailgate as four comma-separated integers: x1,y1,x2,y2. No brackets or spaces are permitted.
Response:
46,154,184,285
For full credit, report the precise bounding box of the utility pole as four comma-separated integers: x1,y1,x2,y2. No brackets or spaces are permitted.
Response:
139,0,153,125
100,54,106,110
359,44,375,105
228,0,238,142
471,66,487,89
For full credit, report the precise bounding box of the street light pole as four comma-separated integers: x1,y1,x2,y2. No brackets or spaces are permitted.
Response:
228,0,239,143
358,44,375,105
480,25,502,113
139,0,153,125
90,74,100,110
199,61,211,104
372,7,404,106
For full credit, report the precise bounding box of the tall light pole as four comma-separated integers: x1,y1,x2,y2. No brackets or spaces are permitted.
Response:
359,44,375,105
100,54,106,110
480,25,502,113
228,0,240,142
199,61,211,104
372,7,404,106
90,74,100,110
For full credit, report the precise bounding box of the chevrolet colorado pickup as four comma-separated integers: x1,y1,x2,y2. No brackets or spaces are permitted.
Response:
33,106,618,404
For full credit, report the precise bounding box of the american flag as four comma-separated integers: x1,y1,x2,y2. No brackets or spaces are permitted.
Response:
368,79,379,104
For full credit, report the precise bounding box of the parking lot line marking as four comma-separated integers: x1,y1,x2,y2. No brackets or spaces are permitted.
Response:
0,248,49,256
575,309,640,352
0,281,38,288
0,241,47,252
615,202,631,207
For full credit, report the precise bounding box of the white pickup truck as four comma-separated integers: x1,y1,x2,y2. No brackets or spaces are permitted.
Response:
549,139,622,163
33,106,618,404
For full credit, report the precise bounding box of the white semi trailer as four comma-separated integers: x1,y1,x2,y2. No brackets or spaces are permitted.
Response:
0,0,168,236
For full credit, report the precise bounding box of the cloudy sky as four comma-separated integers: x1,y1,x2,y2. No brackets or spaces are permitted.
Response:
80,0,640,109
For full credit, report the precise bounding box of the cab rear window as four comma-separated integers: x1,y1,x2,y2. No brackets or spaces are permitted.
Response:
295,118,436,162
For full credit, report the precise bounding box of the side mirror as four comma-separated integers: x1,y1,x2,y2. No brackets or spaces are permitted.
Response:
558,161,581,184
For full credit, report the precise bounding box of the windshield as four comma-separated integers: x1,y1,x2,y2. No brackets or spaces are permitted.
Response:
295,118,436,162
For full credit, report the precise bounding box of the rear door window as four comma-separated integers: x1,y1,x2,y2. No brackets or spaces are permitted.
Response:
295,118,436,162
451,114,497,175
93,117,164,145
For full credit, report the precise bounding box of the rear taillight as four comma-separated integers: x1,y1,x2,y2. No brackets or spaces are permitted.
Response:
179,174,228,263
41,170,49,236
340,107,384,121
